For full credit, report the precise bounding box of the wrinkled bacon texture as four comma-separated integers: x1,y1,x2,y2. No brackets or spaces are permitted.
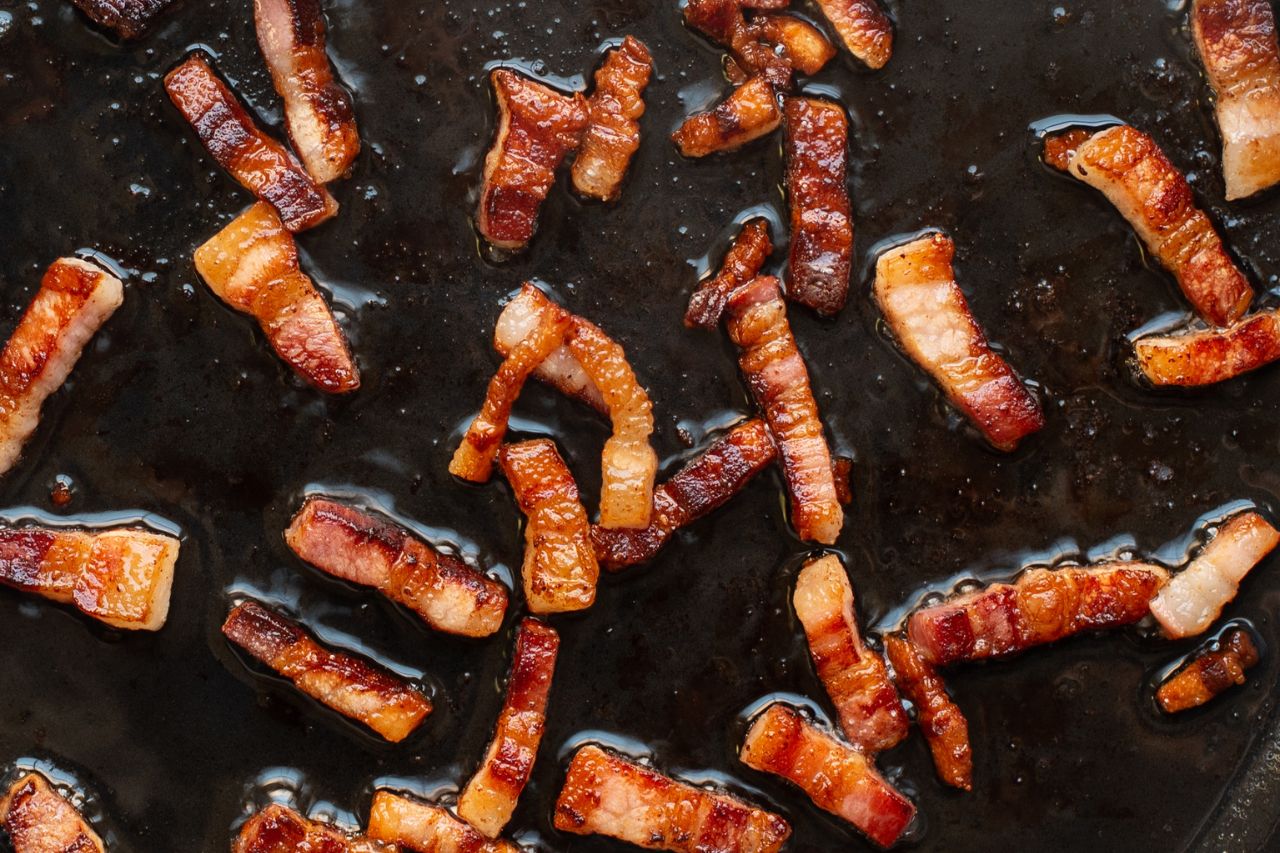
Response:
813,0,895,69
223,599,432,742
684,0,792,89
494,284,606,412
873,232,1045,451
883,635,973,791
1156,628,1260,713
555,745,791,853
165,51,338,232
194,202,360,393
285,497,508,637
686,218,773,330
572,37,653,201
235,804,390,853
2,772,105,853
755,15,837,75
672,77,782,158
367,791,519,853
1134,308,1280,386
70,0,175,39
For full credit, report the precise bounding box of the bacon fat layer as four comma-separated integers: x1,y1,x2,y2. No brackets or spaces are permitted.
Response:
572,37,653,201
1156,627,1260,713
70,0,175,39
367,791,519,853
2,772,105,853
686,218,774,330
672,78,782,158
813,0,894,69
883,634,973,791
494,284,606,412
235,804,390,853
1134,308,1280,386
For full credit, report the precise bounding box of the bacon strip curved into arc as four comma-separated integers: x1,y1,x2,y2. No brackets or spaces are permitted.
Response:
1156,628,1260,713
572,37,653,201
883,634,973,791
494,284,605,412
235,804,390,853
672,78,782,158
2,772,105,853
70,0,175,39
813,0,895,69
367,791,519,853
686,218,774,330
1133,309,1280,386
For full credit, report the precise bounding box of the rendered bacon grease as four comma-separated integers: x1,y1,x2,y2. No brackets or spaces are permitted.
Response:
884,634,973,791
1156,628,1261,713
493,284,606,412
572,36,653,201
69,0,176,39
367,791,519,853
672,77,782,158
235,804,390,853
812,0,895,69
1133,309,1280,386
685,218,773,329
2,771,106,853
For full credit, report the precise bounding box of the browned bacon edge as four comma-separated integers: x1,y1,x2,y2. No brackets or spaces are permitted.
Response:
572,36,654,201
683,0,793,90
493,283,607,413
2,771,105,853
366,790,519,853
1133,309,1280,387
70,0,176,40
813,0,895,69
755,14,837,76
884,634,973,791
235,803,390,853
672,77,783,158
1156,628,1260,713
686,218,774,329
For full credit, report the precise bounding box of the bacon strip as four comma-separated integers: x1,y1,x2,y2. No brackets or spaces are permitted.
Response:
672,78,782,158
784,96,852,316
873,233,1045,451
2,772,105,853
458,619,560,837
498,440,598,613
223,599,432,742
478,69,589,250
725,276,843,544
555,744,791,853
285,497,508,638
572,37,653,201
165,51,338,233
755,15,837,75
1133,309,1280,386
685,218,773,330
591,418,777,569
0,258,123,476
813,0,895,69
683,0,793,90
907,563,1170,667
235,804,390,853
740,703,915,848
70,0,175,39
1045,125,1252,327
194,202,359,394
1150,511,1279,638
1156,628,1260,713
493,284,605,413
794,555,908,753
367,791,519,853
883,635,973,791
254,0,361,183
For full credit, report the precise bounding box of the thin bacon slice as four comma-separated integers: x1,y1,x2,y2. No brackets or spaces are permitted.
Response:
285,497,508,638
1133,309,1280,386
755,15,837,75
366,791,519,853
1045,125,1252,327
194,202,359,394
458,618,560,837
1150,511,1279,638
907,563,1170,667
685,218,773,330
0,258,123,476
478,69,589,250
725,276,843,544
572,37,653,201
555,744,791,853
740,703,915,849
235,804,390,853
493,284,605,413
70,0,175,39
793,554,908,753
672,78,782,158
2,772,105,853
222,599,432,742
498,440,598,613
883,635,973,791
813,0,895,69
873,233,1045,451
254,0,361,183
165,51,338,233
591,418,777,569
1156,628,1261,713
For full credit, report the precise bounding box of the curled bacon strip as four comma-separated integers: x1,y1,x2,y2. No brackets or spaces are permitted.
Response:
1133,308,1280,386
883,634,973,791
684,0,793,90
555,744,791,853
236,804,390,853
686,218,773,330
572,37,654,201
70,0,175,39
2,772,105,853
494,284,605,412
591,418,777,569
672,77,782,158
165,51,338,233
367,791,519,853
1157,628,1260,713
813,0,895,69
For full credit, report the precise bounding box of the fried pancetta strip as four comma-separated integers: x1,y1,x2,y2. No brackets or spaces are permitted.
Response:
907,563,1170,667
165,51,338,233
555,745,791,853
740,704,915,848
685,218,773,330
0,258,123,476
1045,125,1252,327
813,0,895,69
1156,628,1260,713
493,284,605,412
1192,0,1280,200
725,276,843,544
572,37,653,201
672,78,782,158
2,772,105,853
235,804,390,853
591,418,777,569
883,635,972,791
1150,511,1279,639
254,0,361,183
1133,309,1280,386
285,497,508,637
498,440,598,613
70,0,175,39
478,69,589,250
873,233,1045,451
794,555,908,753
223,599,432,742
683,0,793,90
194,202,360,394
458,618,560,837
756,14,837,75
367,791,519,853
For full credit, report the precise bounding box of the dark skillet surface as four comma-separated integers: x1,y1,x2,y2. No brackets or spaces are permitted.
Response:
2,0,1280,850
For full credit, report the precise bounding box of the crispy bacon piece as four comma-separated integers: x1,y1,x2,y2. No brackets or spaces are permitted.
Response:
367,791,519,853
1150,511,1279,638
194,202,359,394
907,563,1170,667
285,497,508,638
235,804,390,853
493,284,605,412
498,440,598,613
685,219,773,330
1133,309,1280,386
794,555,908,753
756,15,837,75
70,0,175,39
591,418,777,569
883,635,973,791
223,599,432,742
813,0,895,69
1046,125,1252,327
572,37,653,201
1156,628,1260,713
740,704,915,848
478,69,589,250
2,772,105,853
672,78,782,158
725,276,843,544
254,0,361,183
0,258,123,476
458,619,560,837
683,0,793,90
555,744,791,853
873,233,1045,451
165,51,338,233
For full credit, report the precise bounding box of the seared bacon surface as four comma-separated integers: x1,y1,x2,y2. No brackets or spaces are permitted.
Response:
0,258,123,476
285,497,508,637
1133,308,1280,386
194,202,360,394
572,37,653,201
755,15,837,75
165,51,338,232
873,233,1045,451
235,804,390,853
2,772,105,853
367,791,519,853
883,634,973,791
740,703,915,848
555,744,791,853
684,0,792,90
813,0,895,69
672,78,782,158
493,284,606,413
222,599,432,742
70,0,174,39
458,618,560,837
685,218,773,330
1156,628,1260,713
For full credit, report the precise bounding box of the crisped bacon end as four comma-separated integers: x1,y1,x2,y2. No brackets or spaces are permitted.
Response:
1134,309,1280,387
884,634,973,791
70,0,176,39
1156,628,1260,713
2,772,105,853
367,791,519,853
686,218,773,330
235,804,389,853
672,77,782,158
813,0,895,69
